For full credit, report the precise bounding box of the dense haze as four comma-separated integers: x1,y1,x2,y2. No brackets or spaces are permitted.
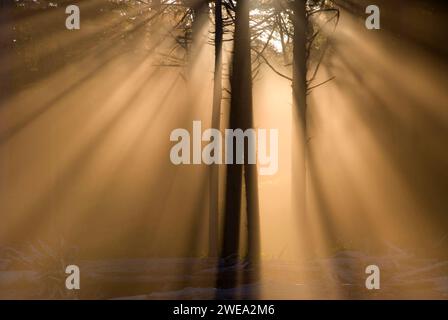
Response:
0,0,447,299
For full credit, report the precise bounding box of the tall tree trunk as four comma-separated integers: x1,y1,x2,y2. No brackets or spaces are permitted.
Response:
221,0,260,263
292,0,307,217
291,0,310,261
208,0,223,257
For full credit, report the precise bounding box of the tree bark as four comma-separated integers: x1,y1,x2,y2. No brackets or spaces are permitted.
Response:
292,0,307,216
208,0,223,258
221,0,260,263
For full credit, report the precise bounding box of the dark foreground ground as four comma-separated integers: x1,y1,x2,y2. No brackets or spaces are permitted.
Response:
0,249,447,299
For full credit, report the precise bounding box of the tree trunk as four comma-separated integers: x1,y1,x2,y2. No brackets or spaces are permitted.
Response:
291,0,310,261
292,0,308,218
208,0,223,258
221,0,260,263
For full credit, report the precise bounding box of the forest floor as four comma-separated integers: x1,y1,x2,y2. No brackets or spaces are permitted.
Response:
0,250,447,299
